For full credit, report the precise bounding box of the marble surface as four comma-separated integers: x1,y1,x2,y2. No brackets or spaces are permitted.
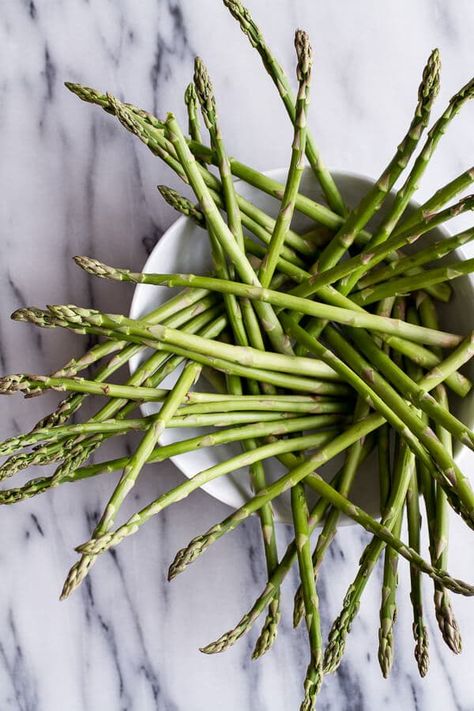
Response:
0,1,473,709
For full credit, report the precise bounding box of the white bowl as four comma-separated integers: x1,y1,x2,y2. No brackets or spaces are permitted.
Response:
130,168,474,524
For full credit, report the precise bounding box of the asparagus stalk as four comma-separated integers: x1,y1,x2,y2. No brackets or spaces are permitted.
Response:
195,443,373,656
417,295,463,653
377,440,408,678
62,361,202,595
292,398,372,629
164,112,295,355
41,302,473,457
290,195,474,300
345,327,474,450
66,77,470,295
396,166,474,235
194,57,245,250
221,0,345,215
377,305,408,678
324,434,420,675
406,457,430,677
2,309,225,479
293,293,393,632
158,183,307,269
97,88,315,259
0,410,347,459
291,482,323,710
352,258,474,306
26,289,213,429
313,48,441,273
191,64,284,648
75,409,474,601
404,363,430,677
66,80,464,306
14,308,349,396
16,298,471,524
418,333,474,392
432,385,462,654
357,228,474,290
73,259,465,348
155,189,471,397
38,296,472,520
258,30,312,287
199,464,346,656
0,413,345,505
320,325,474,524
341,73,474,295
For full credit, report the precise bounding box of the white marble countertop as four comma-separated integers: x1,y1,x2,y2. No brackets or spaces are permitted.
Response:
1,1,473,709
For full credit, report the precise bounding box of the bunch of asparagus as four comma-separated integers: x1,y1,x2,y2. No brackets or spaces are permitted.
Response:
1,1,474,708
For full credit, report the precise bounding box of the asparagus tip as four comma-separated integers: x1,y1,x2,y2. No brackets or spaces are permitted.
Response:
251,601,280,659
435,590,463,654
74,255,115,279
11,307,55,328
60,558,91,600
414,622,430,677
378,632,394,678
419,48,441,108
184,82,198,107
0,375,24,395
193,57,215,128
294,30,313,83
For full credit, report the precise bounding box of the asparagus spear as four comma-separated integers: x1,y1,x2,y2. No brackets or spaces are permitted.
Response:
73,259,466,348
94,88,315,259
0,410,347,460
24,289,213,429
26,298,473,523
345,327,474,450
40,302,474,456
290,195,474,300
194,57,245,250
377,303,408,678
62,361,202,594
191,62,284,649
405,354,430,678
40,296,473,522
396,166,474,235
291,482,323,710
418,333,474,392
66,78,470,285
324,435,419,675
357,228,474,290
157,188,471,398
2,309,226,478
221,0,345,215
0,413,345,504
75,411,474,601
66,80,463,302
14,308,349,396
158,183,307,269
353,258,474,305
340,74,474,295
258,30,312,287
314,48,441,273
164,112,294,355
320,325,474,524
378,440,409,678
292,398,372,629
417,295,462,654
